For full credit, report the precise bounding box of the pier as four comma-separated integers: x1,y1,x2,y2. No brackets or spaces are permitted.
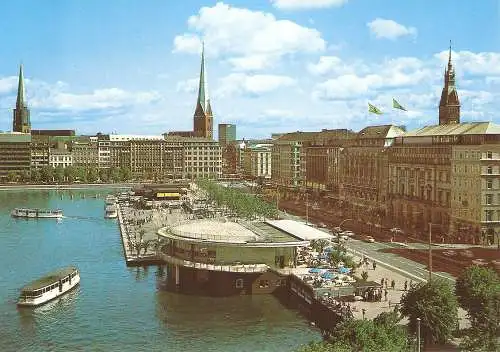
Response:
116,204,164,267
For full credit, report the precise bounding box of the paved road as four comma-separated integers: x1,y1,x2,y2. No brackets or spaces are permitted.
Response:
345,238,456,283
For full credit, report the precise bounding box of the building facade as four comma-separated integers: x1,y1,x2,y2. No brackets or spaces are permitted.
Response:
218,124,236,146
72,137,98,167
0,132,31,180
49,149,73,168
439,45,460,125
241,144,272,179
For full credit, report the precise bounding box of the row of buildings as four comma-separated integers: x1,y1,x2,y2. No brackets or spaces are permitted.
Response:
1,45,499,246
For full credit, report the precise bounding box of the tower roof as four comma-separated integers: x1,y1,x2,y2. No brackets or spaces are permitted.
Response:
196,42,209,113
16,64,26,107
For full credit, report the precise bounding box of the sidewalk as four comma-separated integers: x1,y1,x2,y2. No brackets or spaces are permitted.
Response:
347,254,469,329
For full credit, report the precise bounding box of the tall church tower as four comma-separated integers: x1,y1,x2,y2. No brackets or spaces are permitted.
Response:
193,43,213,139
439,42,460,125
12,64,31,133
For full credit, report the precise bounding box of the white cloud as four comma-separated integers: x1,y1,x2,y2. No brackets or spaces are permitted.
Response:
0,76,18,95
434,50,500,76
226,55,279,71
263,108,295,117
307,56,367,76
176,78,199,93
312,57,432,100
271,0,348,10
215,73,296,97
173,2,326,70
172,34,202,54
367,18,417,40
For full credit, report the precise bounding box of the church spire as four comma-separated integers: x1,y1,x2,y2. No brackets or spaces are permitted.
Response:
197,41,209,112
16,64,26,108
193,42,213,139
438,41,460,125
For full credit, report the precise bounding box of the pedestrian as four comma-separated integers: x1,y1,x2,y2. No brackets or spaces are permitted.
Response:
381,278,384,286
362,308,366,320
384,289,388,301
404,280,408,291
391,279,395,290
372,261,377,270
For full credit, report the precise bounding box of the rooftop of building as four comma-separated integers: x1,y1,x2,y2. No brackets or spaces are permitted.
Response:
108,134,164,141
159,218,331,246
164,135,218,143
357,125,405,139
0,132,31,142
403,122,500,137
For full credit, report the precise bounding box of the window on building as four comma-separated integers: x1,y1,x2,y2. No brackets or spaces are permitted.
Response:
485,210,493,222
487,179,493,189
486,194,493,205
235,278,244,289
487,166,493,174
259,280,270,288
487,151,493,159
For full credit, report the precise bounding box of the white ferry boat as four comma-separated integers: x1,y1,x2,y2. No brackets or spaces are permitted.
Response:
11,208,63,219
105,195,118,206
104,205,118,219
17,266,80,307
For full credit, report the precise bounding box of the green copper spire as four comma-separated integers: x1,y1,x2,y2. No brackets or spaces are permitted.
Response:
197,41,209,112
16,64,26,108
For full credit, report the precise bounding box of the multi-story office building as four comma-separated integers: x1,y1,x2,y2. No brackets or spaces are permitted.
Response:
339,125,405,219
218,124,236,146
0,132,31,179
72,137,98,167
165,136,221,179
271,132,317,187
129,139,184,179
241,144,272,179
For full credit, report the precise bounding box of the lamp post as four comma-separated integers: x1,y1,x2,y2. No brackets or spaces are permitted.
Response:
416,317,421,352
305,192,309,225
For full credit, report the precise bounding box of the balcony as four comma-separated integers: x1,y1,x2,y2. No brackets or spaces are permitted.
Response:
160,253,269,273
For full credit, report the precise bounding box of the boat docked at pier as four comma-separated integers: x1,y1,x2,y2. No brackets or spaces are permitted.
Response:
105,195,117,206
17,266,80,307
104,205,118,219
11,208,63,219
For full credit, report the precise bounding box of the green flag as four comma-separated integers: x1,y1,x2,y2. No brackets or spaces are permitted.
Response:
392,98,407,111
368,103,383,115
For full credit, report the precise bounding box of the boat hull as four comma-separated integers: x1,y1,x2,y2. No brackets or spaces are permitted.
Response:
11,209,63,219
17,274,80,307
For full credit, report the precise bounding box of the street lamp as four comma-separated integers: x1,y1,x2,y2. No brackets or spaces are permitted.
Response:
305,192,309,225
416,317,421,352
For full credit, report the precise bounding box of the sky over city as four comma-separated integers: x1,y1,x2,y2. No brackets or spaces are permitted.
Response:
0,0,499,138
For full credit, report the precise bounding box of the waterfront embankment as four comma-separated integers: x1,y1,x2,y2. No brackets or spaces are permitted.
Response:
0,183,137,191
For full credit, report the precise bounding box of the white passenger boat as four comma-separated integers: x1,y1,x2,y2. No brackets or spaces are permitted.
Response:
104,205,118,219
105,195,118,206
17,266,80,307
11,208,63,219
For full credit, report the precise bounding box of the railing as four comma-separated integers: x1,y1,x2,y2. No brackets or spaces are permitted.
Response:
160,220,258,243
160,253,269,272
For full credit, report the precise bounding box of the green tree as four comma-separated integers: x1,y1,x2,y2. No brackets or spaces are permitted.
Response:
99,168,110,183
87,168,98,183
400,279,458,346
455,265,500,351
361,271,369,281
110,167,121,183
54,166,65,183
119,167,131,181
31,168,41,183
296,310,411,352
64,166,76,183
311,239,329,253
20,170,31,183
40,165,54,183
6,171,18,182
74,166,87,182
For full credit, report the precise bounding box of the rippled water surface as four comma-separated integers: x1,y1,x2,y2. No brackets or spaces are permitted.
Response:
0,189,319,352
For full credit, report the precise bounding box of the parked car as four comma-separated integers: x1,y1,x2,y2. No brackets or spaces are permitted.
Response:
342,231,355,237
362,235,375,243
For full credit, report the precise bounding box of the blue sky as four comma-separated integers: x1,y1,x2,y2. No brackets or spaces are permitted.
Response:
0,0,499,139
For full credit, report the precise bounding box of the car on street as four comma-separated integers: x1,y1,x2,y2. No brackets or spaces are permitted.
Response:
341,231,355,237
362,235,376,243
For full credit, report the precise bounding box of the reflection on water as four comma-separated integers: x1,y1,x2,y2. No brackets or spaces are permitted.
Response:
0,189,320,352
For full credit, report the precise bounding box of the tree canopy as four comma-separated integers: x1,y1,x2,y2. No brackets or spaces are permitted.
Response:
400,279,458,346
296,310,412,352
455,265,500,351
196,179,278,220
